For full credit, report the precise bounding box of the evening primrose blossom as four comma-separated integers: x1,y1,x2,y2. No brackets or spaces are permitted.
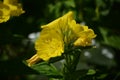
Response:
27,11,96,66
0,0,24,23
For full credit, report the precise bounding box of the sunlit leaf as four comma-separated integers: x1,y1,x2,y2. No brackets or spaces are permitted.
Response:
87,69,96,75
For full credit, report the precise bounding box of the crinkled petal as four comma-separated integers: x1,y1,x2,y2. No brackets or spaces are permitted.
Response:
35,28,64,61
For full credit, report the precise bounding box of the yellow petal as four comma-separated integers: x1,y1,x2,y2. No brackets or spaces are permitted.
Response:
41,11,74,29
0,3,10,23
74,37,92,46
74,27,96,46
26,54,41,66
4,0,18,5
4,0,25,16
0,0,24,23
35,28,64,61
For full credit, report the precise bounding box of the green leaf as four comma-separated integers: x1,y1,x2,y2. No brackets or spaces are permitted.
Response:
87,69,96,75
31,62,62,78
107,36,120,49
96,0,106,7
97,74,108,79
99,27,120,49
64,0,75,8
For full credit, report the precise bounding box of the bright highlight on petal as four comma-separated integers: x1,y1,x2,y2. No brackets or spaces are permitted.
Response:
27,11,96,66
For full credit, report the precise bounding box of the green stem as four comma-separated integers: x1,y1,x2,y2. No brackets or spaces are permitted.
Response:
63,49,81,80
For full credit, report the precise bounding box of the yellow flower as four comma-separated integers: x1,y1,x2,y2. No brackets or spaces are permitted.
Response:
3,0,25,16
41,11,77,44
27,28,64,66
27,11,96,66
0,3,10,23
0,0,24,23
74,26,96,46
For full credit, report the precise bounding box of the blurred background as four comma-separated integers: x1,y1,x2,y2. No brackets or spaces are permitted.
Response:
0,0,120,80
